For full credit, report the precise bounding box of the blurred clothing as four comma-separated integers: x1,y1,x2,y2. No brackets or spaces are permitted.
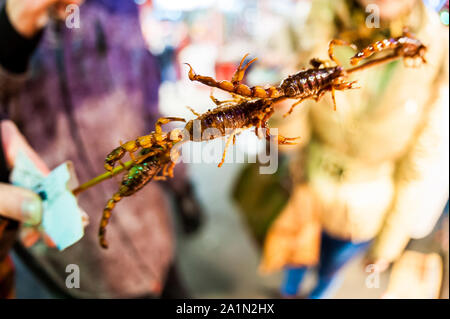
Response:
279,0,449,263
281,267,306,297
281,231,370,298
0,112,18,299
260,184,321,273
232,0,449,299
383,250,443,299
0,255,14,298
0,0,176,297
233,155,293,246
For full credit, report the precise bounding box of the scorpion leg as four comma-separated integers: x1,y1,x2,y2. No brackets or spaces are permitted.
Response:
255,121,262,139
166,149,180,177
261,121,300,145
210,95,237,106
155,117,186,142
155,117,186,134
328,39,357,66
330,80,359,111
104,135,158,171
310,58,332,68
331,88,337,111
333,79,359,92
162,162,170,176
153,163,172,181
218,129,246,167
164,161,176,178
255,105,272,138
186,106,201,117
219,132,236,167
401,27,414,39
283,98,306,117
119,139,138,164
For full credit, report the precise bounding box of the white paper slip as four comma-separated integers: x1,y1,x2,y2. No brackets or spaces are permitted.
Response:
10,151,84,250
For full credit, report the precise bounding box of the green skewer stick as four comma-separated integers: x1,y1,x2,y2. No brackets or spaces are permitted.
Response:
72,150,161,196
72,159,133,196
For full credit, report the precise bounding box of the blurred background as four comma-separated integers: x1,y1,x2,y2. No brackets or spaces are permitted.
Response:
139,0,449,298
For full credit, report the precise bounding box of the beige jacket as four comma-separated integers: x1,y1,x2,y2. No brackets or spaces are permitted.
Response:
277,3,449,263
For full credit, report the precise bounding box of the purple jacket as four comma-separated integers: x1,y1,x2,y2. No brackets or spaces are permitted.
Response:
1,0,176,297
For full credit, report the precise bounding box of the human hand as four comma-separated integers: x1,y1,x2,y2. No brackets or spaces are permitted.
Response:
0,120,49,226
363,256,391,274
5,0,83,38
0,120,88,248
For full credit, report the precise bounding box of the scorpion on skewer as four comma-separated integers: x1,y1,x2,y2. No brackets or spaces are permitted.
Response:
183,94,300,167
185,39,360,114
98,97,299,247
96,31,427,248
350,28,427,66
99,117,185,248
186,30,427,114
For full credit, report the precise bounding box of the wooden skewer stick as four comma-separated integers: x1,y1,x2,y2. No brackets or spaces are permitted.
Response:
347,53,400,75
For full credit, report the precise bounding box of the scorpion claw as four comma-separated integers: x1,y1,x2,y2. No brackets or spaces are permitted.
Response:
104,163,114,172
278,136,301,145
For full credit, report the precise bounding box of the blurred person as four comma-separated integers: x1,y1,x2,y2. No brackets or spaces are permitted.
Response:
0,0,202,298
382,251,443,299
0,119,51,298
236,0,448,298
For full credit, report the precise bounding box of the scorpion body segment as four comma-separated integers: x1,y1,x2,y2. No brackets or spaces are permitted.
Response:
184,99,274,141
185,54,283,99
104,117,185,172
119,158,163,196
279,66,345,99
184,97,299,167
281,62,357,115
351,29,427,66
186,40,358,113
99,154,173,249
186,70,283,99
99,117,185,249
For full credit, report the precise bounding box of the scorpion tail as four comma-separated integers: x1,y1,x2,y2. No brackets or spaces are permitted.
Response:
184,62,282,99
350,37,401,66
99,192,123,249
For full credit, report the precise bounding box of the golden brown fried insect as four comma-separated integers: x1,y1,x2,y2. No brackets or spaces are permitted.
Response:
350,28,427,66
99,117,185,248
185,40,359,114
184,95,300,167
104,117,185,171
96,31,428,248
99,148,179,249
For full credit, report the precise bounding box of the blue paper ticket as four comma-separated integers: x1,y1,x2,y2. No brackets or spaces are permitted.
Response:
10,151,84,250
